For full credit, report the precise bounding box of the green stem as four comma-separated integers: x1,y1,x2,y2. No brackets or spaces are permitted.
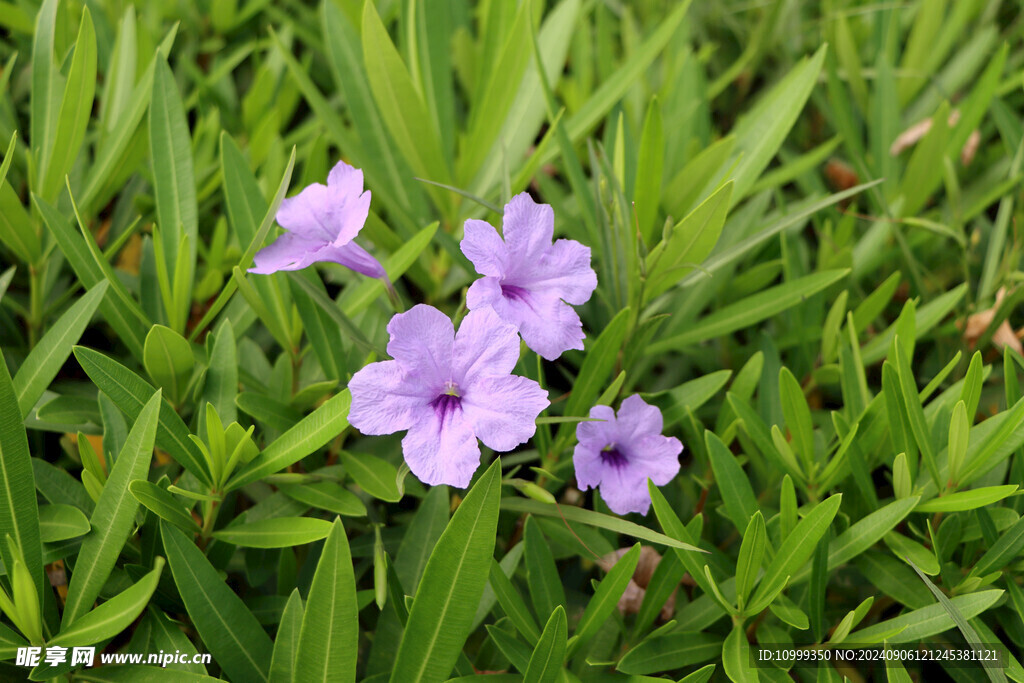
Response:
27,262,45,347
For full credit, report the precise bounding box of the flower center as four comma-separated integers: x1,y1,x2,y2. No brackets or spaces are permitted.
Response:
600,443,628,469
500,283,530,303
430,381,462,425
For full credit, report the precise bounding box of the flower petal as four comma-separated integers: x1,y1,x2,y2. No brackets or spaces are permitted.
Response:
627,435,683,485
462,375,549,452
347,360,431,436
615,394,665,441
327,160,365,198
598,467,657,515
523,238,597,305
401,409,480,488
513,291,585,361
461,220,509,277
502,193,554,263
576,404,618,449
248,233,327,274
320,240,387,279
385,305,454,387
453,307,521,384
275,184,335,242
572,442,606,492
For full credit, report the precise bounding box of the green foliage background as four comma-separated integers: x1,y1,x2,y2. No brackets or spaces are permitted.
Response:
1,0,1024,680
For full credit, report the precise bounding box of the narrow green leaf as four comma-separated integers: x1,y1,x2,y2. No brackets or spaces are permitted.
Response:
722,623,759,683
269,589,304,683
388,460,502,683
14,282,107,418
129,480,200,534
73,347,210,484
228,390,351,490
0,352,45,606
707,431,759,533
39,7,96,201
524,517,565,624
568,544,640,657
339,452,401,502
213,518,333,548
294,519,358,682
63,390,160,626
748,494,842,609
648,270,850,352
846,590,1003,644
37,504,90,542
915,485,1018,513
54,558,164,648
501,497,702,552
523,606,566,683
162,521,273,681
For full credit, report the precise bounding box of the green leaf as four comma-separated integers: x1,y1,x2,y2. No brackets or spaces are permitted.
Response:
37,504,90,542
162,521,273,681
457,1,531,184
29,0,59,190
748,494,842,610
707,431,759,532
280,482,366,518
823,497,920,574
362,0,451,211
500,497,703,552
143,325,195,404
487,558,539,644
915,485,1018,513
846,590,1003,644
648,270,850,352
53,558,164,646
726,45,827,203
972,516,1024,577
645,182,733,300
73,347,210,484
569,544,639,657
13,282,107,418
898,101,952,217
948,400,969,483
635,97,665,245
287,273,384,357
778,367,814,468
294,519,358,682
735,512,766,609
62,390,160,626
524,517,565,625
213,517,333,548
269,589,304,683
228,390,351,490
149,55,197,331
884,532,940,576
39,7,96,201
339,452,401,502
523,606,566,683
0,350,45,606
389,460,502,683
74,666,221,682
722,623,759,683
129,480,200,534
617,631,722,675
34,196,147,360
660,370,732,429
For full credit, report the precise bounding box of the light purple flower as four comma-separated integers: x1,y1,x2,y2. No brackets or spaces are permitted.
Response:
573,395,682,515
347,305,549,488
249,160,386,279
461,193,597,361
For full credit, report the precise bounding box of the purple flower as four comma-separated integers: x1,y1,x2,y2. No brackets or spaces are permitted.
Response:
573,395,682,515
249,161,386,279
461,193,597,361
347,305,549,488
